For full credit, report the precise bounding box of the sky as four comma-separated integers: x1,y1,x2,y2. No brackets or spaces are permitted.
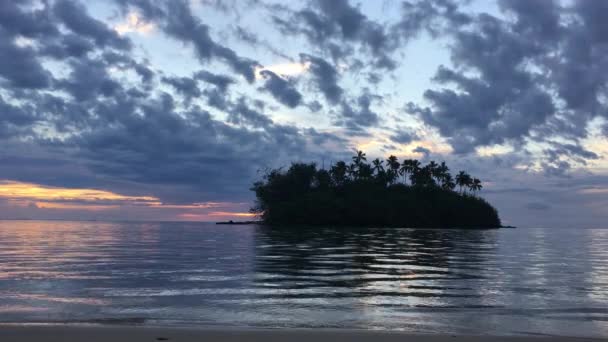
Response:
0,0,607,228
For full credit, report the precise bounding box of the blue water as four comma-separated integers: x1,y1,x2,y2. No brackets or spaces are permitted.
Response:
0,220,606,337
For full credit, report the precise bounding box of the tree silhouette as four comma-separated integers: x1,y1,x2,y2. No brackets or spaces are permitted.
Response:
470,178,483,195
400,159,420,185
386,155,400,184
251,151,498,228
456,171,471,194
330,161,348,186
353,150,367,165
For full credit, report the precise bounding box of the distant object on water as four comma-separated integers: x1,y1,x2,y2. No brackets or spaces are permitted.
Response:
251,151,501,229
216,220,263,225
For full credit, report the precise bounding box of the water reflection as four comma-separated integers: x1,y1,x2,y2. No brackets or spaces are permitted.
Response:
253,228,496,306
0,221,606,337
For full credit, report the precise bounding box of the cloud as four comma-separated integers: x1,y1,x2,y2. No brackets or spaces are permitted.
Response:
0,96,37,138
161,75,201,100
300,54,343,104
194,70,234,92
0,0,607,227
413,146,431,158
259,70,302,108
255,62,311,80
337,93,380,133
53,0,132,50
275,0,395,69
404,0,608,171
0,30,53,89
390,130,418,145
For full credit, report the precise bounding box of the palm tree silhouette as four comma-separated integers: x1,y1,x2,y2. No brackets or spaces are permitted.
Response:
456,171,471,194
353,150,367,165
411,165,435,186
372,158,384,173
435,161,450,186
400,159,420,185
347,163,358,180
441,173,456,191
470,178,482,195
330,161,348,185
386,155,400,184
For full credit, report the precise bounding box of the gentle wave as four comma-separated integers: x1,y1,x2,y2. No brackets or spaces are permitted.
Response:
0,221,607,337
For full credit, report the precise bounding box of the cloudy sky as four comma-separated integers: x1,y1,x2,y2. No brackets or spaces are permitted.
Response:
0,0,607,227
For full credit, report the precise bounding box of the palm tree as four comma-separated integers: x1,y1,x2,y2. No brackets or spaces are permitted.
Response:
330,161,348,186
435,161,450,186
347,163,358,180
352,150,367,165
372,158,384,173
411,165,435,186
427,161,439,183
441,173,456,191
455,171,471,194
399,159,420,185
358,163,374,180
386,155,400,184
470,178,482,194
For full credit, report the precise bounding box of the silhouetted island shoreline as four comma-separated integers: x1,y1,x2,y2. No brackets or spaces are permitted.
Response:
216,220,263,225
249,151,502,229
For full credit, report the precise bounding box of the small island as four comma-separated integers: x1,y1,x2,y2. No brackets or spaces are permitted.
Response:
251,151,501,228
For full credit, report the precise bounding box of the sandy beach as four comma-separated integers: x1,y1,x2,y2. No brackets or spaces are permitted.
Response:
0,326,605,342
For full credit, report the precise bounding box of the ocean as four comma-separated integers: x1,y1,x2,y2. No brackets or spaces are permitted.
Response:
0,220,606,337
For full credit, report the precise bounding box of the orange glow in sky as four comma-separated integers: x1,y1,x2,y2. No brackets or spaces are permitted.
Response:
0,180,158,203
0,180,252,221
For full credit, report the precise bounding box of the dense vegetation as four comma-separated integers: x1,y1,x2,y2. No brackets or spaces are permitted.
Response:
251,151,501,228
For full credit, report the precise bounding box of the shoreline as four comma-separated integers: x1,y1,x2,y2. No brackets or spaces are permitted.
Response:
0,325,605,342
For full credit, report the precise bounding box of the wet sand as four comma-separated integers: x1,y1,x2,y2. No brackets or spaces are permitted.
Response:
0,325,605,342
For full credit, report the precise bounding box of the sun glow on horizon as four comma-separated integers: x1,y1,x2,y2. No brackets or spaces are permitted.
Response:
0,180,158,203
0,180,251,220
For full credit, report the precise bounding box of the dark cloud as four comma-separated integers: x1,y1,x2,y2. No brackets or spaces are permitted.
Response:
497,0,561,41
0,29,52,89
232,25,291,60
276,0,395,69
259,70,302,108
40,33,95,59
306,100,323,113
300,54,343,104
390,130,418,144
0,1,58,39
393,0,471,39
0,96,37,138
228,98,274,128
413,146,431,158
114,0,259,82
162,76,201,100
194,71,234,92
57,58,122,101
304,128,347,145
52,91,323,202
403,0,608,169
0,0,607,227
53,0,131,50
203,88,230,111
337,93,380,133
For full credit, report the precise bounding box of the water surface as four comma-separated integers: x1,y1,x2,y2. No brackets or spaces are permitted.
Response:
0,220,606,337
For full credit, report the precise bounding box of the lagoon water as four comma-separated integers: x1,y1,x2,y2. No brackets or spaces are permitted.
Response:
0,220,606,337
